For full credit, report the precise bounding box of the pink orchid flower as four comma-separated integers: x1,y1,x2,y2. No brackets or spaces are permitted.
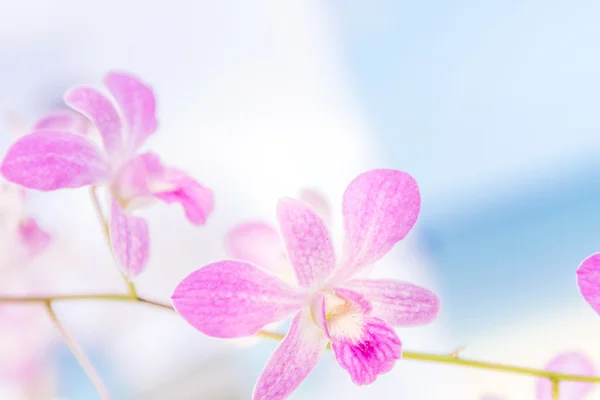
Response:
172,169,441,400
0,71,214,276
481,351,596,400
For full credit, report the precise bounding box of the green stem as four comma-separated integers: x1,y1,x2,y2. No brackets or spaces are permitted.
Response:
552,379,560,399
1,293,595,385
401,352,600,384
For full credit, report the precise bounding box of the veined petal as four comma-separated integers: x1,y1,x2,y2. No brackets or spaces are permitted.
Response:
172,260,308,338
330,315,402,385
104,71,157,151
577,253,600,315
109,198,150,277
1,131,109,190
342,279,440,326
32,111,90,135
536,352,596,400
276,197,336,287
64,86,123,157
338,169,420,279
299,188,331,227
226,222,287,276
18,217,52,258
253,309,328,400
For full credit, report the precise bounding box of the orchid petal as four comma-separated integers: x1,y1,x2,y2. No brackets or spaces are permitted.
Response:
64,86,123,157
1,131,109,190
109,199,149,277
225,222,286,275
276,197,336,287
104,71,157,151
113,153,214,224
32,111,90,135
577,253,600,315
342,279,440,326
145,162,214,225
310,292,329,336
330,315,402,385
338,169,420,279
299,188,331,227
536,352,596,400
18,217,51,258
172,260,308,338
253,310,328,400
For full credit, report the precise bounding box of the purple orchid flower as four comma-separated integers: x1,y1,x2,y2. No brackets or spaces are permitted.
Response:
172,169,440,399
0,71,214,276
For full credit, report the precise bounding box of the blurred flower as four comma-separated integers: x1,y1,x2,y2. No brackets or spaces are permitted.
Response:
0,71,215,276
172,169,440,400
481,351,596,400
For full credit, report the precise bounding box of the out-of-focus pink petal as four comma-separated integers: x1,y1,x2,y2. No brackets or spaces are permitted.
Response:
104,71,157,151
577,253,600,315
172,260,308,338
342,279,440,326
330,315,402,385
226,222,286,275
1,131,109,190
18,217,51,258
113,153,214,224
109,199,149,277
253,310,328,400
299,188,331,226
276,197,336,287
151,167,214,225
536,351,596,400
32,111,90,135
337,169,421,280
64,86,123,157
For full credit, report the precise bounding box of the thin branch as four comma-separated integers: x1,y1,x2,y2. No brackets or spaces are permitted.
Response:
552,379,560,400
0,293,595,385
45,302,111,400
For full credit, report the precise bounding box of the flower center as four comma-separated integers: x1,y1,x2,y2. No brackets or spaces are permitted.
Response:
323,291,351,320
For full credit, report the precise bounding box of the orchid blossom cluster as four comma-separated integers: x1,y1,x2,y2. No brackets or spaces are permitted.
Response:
0,70,599,400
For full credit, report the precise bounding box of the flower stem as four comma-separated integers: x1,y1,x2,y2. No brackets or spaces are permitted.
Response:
552,379,560,400
44,301,111,400
0,293,595,386
89,186,138,298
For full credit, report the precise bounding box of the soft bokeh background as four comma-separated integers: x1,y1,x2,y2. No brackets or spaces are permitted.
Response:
1,0,600,399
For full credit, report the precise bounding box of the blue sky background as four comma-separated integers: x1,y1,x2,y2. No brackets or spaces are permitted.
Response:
330,0,600,340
